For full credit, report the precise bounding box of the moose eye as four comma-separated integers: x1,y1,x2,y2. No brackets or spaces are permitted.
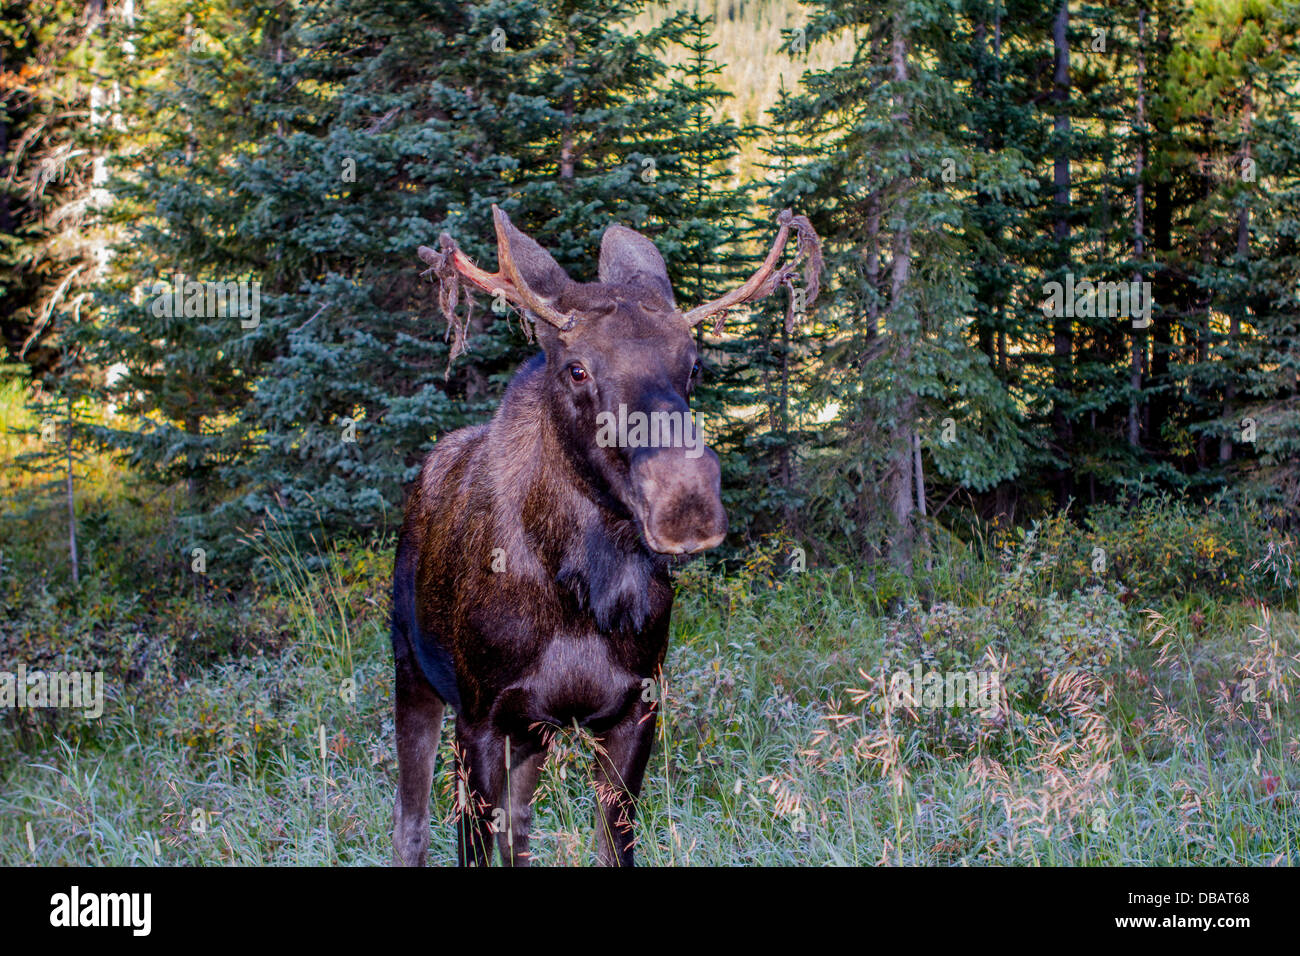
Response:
691,360,702,378
568,363,588,384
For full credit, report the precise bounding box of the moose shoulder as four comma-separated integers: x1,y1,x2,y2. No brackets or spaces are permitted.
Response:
391,206,820,866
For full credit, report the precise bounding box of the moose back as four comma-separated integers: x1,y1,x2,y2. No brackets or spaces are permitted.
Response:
391,206,819,866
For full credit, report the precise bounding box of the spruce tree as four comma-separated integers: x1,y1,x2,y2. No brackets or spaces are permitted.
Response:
780,0,1028,565
1,0,106,375
93,0,292,514
223,0,755,551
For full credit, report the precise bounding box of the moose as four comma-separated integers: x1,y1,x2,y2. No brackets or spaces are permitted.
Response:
391,205,820,866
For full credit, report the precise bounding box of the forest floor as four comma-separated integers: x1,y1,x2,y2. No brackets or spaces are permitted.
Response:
2,380,1297,865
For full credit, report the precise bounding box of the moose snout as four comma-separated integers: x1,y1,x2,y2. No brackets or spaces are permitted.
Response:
629,445,728,555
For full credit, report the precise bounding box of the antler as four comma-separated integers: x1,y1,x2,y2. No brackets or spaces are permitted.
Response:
417,205,577,333
488,207,579,332
417,236,513,298
681,209,822,332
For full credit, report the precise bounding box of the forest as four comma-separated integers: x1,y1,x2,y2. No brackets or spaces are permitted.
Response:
1,0,1297,866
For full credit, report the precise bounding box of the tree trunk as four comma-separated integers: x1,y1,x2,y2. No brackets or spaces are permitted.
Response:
66,395,79,586
887,9,916,571
778,315,793,528
0,46,11,237
864,17,883,341
973,12,994,363
1129,6,1147,453
560,37,576,181
1196,119,1214,469
1148,50,1173,452
1221,78,1252,463
1051,0,1073,505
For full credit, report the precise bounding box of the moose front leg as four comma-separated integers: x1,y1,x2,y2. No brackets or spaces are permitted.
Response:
455,717,547,866
592,697,658,867
392,649,445,867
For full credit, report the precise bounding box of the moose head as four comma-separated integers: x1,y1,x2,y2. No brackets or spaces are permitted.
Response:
418,206,820,557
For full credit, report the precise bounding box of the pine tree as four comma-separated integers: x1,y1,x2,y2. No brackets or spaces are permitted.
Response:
1164,0,1300,479
1,0,105,375
93,0,291,515
1167,0,1300,512
4,0,128,587
656,13,766,542
953,0,1058,519
780,0,1028,566
725,78,816,541
221,0,755,552
204,0,550,549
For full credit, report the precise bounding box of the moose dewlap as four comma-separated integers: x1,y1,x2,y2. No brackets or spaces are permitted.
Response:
391,206,820,866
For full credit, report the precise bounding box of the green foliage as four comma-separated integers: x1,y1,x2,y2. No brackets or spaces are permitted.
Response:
7,0,1292,566
1072,494,1294,603
0,0,105,375
91,0,283,505
82,0,759,560
769,0,1034,555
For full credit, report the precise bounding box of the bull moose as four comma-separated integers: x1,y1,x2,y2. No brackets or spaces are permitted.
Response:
391,205,820,866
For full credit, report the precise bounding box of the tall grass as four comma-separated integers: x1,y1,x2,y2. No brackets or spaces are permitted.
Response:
2,513,1295,865
244,512,365,680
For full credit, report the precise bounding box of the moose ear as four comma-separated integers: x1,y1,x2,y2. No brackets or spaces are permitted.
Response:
598,225,675,309
493,207,574,308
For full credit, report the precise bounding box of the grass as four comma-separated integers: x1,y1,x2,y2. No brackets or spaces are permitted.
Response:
2,534,1296,865
1,375,1297,866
